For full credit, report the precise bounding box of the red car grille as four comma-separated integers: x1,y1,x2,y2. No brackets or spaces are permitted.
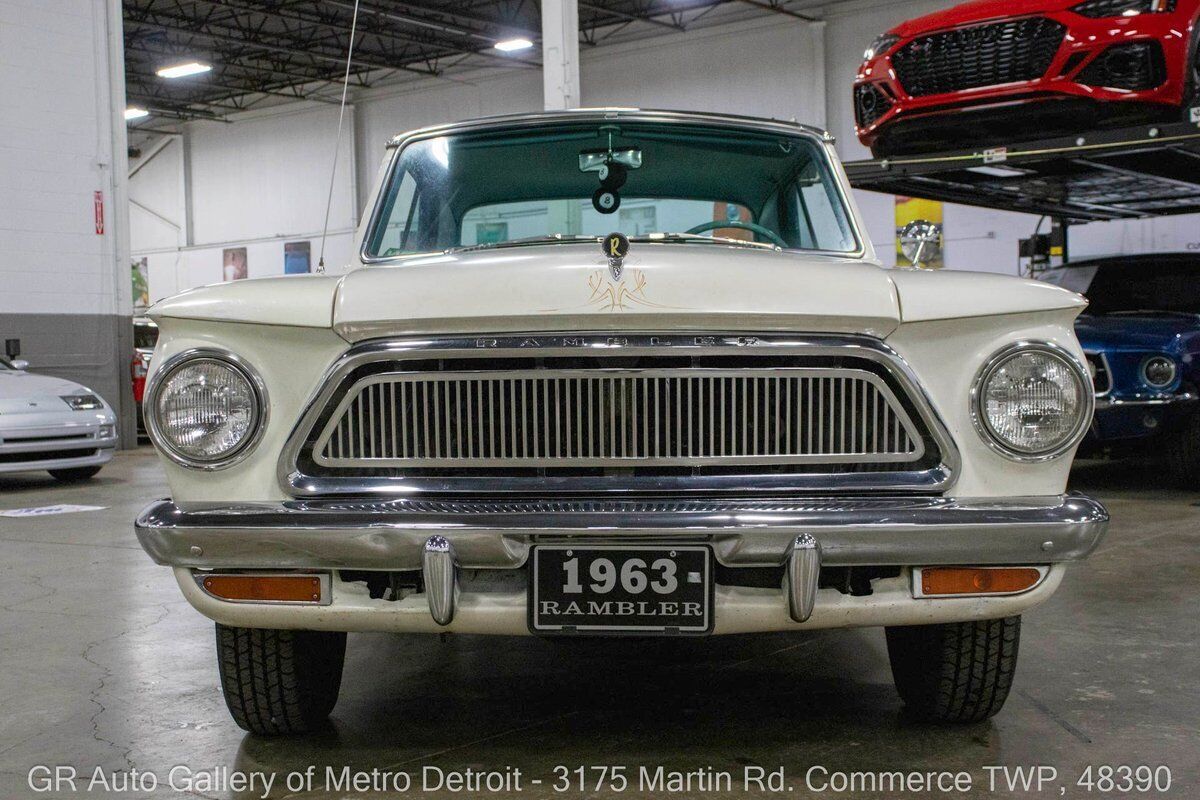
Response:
892,17,1066,98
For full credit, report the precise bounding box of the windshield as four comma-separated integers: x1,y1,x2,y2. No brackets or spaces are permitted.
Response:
1083,262,1200,315
365,121,860,258
0,358,11,370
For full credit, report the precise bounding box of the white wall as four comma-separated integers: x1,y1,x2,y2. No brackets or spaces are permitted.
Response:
0,0,134,437
1,0,129,317
130,102,356,305
130,3,1200,295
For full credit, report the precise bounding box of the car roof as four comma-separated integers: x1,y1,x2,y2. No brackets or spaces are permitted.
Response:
386,108,831,149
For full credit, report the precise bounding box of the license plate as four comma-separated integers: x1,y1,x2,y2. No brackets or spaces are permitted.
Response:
529,545,713,635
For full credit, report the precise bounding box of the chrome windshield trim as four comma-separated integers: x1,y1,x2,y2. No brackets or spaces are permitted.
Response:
136,493,1109,571
277,333,960,499
360,109,863,265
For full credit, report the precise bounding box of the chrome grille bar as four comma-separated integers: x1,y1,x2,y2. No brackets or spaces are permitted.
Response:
313,368,924,468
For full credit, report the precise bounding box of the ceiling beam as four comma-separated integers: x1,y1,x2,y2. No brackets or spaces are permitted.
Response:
124,8,438,76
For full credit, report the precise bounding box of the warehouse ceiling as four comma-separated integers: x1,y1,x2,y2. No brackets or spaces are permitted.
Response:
123,0,820,128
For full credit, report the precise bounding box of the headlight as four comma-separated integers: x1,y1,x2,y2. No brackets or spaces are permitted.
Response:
1141,355,1177,388
1071,0,1175,18
147,350,266,468
61,394,103,410
864,33,900,61
972,342,1092,461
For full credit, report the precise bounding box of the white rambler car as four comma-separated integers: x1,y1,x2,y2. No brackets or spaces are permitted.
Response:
135,109,1108,735
0,356,118,480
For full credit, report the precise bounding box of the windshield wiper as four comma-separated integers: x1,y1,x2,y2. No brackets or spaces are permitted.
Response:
629,232,779,250
447,234,599,254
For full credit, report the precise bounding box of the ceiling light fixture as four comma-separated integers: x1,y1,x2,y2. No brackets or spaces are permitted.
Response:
494,38,534,52
125,107,150,121
156,61,212,79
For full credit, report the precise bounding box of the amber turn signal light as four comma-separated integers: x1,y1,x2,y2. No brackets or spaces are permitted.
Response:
202,574,323,603
920,567,1042,596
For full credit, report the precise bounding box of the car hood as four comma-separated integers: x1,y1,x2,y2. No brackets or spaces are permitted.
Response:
1075,313,1200,352
0,371,95,414
891,0,1075,36
332,244,903,342
149,245,1087,338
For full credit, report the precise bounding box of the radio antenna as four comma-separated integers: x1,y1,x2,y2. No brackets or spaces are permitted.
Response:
317,0,362,275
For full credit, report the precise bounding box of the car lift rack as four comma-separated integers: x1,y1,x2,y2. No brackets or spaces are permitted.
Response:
844,120,1200,225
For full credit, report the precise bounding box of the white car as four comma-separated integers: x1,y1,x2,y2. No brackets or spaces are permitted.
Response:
0,356,118,481
135,109,1108,735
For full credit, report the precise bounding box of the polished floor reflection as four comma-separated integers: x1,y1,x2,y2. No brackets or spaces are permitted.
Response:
1,450,1196,798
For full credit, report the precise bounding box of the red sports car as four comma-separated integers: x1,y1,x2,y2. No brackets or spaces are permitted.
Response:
855,0,1200,157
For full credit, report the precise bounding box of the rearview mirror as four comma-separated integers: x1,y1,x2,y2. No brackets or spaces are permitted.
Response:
579,148,643,173
898,220,943,269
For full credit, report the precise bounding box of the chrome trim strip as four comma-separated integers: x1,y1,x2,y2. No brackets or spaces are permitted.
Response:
969,340,1094,464
361,109,864,265
136,493,1109,571
278,333,960,497
144,348,270,471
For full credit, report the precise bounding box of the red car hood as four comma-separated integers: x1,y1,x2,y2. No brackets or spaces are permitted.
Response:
891,0,1076,36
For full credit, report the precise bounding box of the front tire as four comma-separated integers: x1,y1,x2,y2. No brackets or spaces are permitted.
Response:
886,616,1020,723
48,466,102,482
215,624,346,735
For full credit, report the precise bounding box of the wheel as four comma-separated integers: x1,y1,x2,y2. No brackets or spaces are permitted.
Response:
48,466,102,482
1166,410,1200,487
886,616,1020,723
215,624,346,735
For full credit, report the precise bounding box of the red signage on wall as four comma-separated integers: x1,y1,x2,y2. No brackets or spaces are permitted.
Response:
94,191,104,235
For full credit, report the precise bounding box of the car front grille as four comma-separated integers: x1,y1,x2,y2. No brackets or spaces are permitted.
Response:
0,448,98,464
892,17,1066,97
313,369,924,469
283,335,955,496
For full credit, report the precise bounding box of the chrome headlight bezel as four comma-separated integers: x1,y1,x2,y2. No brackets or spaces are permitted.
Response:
970,341,1094,463
145,348,268,470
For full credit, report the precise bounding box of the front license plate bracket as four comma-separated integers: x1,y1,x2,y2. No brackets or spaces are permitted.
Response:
529,545,713,636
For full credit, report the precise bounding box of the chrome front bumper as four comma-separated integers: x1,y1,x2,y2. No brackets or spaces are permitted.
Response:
139,494,1106,634
136,494,1108,571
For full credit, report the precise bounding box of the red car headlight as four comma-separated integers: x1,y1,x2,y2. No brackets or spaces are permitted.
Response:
863,33,900,61
1071,0,1175,18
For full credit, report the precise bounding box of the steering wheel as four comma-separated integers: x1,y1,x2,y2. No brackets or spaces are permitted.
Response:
685,220,788,249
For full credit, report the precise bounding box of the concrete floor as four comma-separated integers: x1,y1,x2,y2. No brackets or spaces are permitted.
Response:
0,447,1196,800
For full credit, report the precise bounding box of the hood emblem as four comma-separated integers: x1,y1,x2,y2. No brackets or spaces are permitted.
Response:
603,232,629,280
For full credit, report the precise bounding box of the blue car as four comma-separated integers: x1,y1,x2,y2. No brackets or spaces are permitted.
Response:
1066,254,1200,481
